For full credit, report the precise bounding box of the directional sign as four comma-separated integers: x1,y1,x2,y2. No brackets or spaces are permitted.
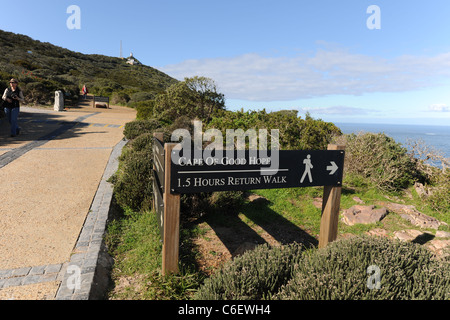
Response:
170,149,345,194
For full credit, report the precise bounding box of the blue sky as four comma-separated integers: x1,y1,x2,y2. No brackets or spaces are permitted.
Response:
1,0,450,125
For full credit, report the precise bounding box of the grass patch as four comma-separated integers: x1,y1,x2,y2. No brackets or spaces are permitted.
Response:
105,179,449,299
249,188,323,237
105,207,204,300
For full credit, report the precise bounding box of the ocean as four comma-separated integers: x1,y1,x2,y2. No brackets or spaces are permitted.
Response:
335,123,450,161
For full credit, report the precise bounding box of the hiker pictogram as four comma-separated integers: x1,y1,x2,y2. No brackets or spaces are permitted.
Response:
300,154,313,183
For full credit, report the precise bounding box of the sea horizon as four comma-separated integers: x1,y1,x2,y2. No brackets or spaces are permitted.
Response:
335,122,450,161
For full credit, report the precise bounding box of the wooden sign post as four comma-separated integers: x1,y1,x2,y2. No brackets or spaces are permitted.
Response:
318,145,345,249
162,143,181,275
152,137,345,275
153,133,181,275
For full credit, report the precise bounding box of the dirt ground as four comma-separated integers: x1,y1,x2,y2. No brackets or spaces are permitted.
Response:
0,99,136,299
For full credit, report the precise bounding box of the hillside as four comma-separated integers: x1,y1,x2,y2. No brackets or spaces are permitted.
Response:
0,29,178,105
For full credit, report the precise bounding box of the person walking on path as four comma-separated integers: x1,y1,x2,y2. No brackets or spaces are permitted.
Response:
2,78,24,137
82,84,88,99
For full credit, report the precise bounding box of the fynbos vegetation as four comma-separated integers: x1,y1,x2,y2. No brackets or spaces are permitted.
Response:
0,30,177,105
195,236,449,300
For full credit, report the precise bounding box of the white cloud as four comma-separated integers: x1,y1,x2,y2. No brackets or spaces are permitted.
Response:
160,48,450,102
429,104,450,112
300,106,377,115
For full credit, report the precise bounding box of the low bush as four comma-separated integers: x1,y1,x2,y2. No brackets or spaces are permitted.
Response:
123,119,163,140
406,139,450,215
111,91,130,105
112,141,154,212
275,236,449,300
134,100,155,120
208,191,246,214
194,243,304,300
426,170,450,215
337,132,417,192
130,132,154,152
195,236,449,300
129,91,155,103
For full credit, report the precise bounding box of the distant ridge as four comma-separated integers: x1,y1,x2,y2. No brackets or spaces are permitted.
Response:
0,29,178,105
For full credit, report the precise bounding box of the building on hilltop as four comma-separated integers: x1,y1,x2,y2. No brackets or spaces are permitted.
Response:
126,52,141,65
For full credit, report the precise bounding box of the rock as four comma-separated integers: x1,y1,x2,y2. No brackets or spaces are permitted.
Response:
385,203,441,230
385,203,416,213
367,228,389,238
394,229,425,242
426,239,450,256
312,197,322,209
353,196,365,204
414,182,426,197
414,182,433,197
248,194,269,205
436,231,450,238
341,205,388,226
400,212,440,230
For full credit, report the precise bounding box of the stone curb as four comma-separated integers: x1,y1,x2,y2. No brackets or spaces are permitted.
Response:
0,264,65,290
55,138,127,300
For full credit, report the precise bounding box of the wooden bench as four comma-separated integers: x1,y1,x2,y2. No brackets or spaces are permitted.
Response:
92,96,110,108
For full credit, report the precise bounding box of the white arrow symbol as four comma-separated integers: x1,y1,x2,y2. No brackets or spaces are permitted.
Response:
327,161,338,175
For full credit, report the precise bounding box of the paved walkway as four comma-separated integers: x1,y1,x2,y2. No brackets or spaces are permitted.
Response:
0,99,136,299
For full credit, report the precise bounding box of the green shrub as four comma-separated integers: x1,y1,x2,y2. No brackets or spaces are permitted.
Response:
123,119,163,140
206,110,341,151
275,236,450,300
153,77,225,124
131,132,154,152
112,147,154,212
208,191,246,214
339,133,417,192
194,243,304,300
426,170,450,215
134,100,155,120
195,236,449,300
130,92,155,103
112,127,159,212
23,81,52,104
179,190,246,222
111,91,130,105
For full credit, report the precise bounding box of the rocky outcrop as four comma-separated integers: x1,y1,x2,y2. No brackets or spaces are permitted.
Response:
339,201,449,256
342,205,388,226
385,203,441,229
394,229,428,242
426,239,450,256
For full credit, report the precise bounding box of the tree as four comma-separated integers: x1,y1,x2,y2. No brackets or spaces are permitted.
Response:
153,76,225,124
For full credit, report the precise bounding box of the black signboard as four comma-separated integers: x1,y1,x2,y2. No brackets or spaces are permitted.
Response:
170,149,345,194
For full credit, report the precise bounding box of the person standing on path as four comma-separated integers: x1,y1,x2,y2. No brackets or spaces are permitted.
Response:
82,84,88,99
2,78,24,137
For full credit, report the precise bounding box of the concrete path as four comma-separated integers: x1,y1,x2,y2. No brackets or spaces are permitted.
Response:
0,100,136,299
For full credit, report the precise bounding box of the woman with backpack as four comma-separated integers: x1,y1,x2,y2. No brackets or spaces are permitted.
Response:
2,78,24,137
